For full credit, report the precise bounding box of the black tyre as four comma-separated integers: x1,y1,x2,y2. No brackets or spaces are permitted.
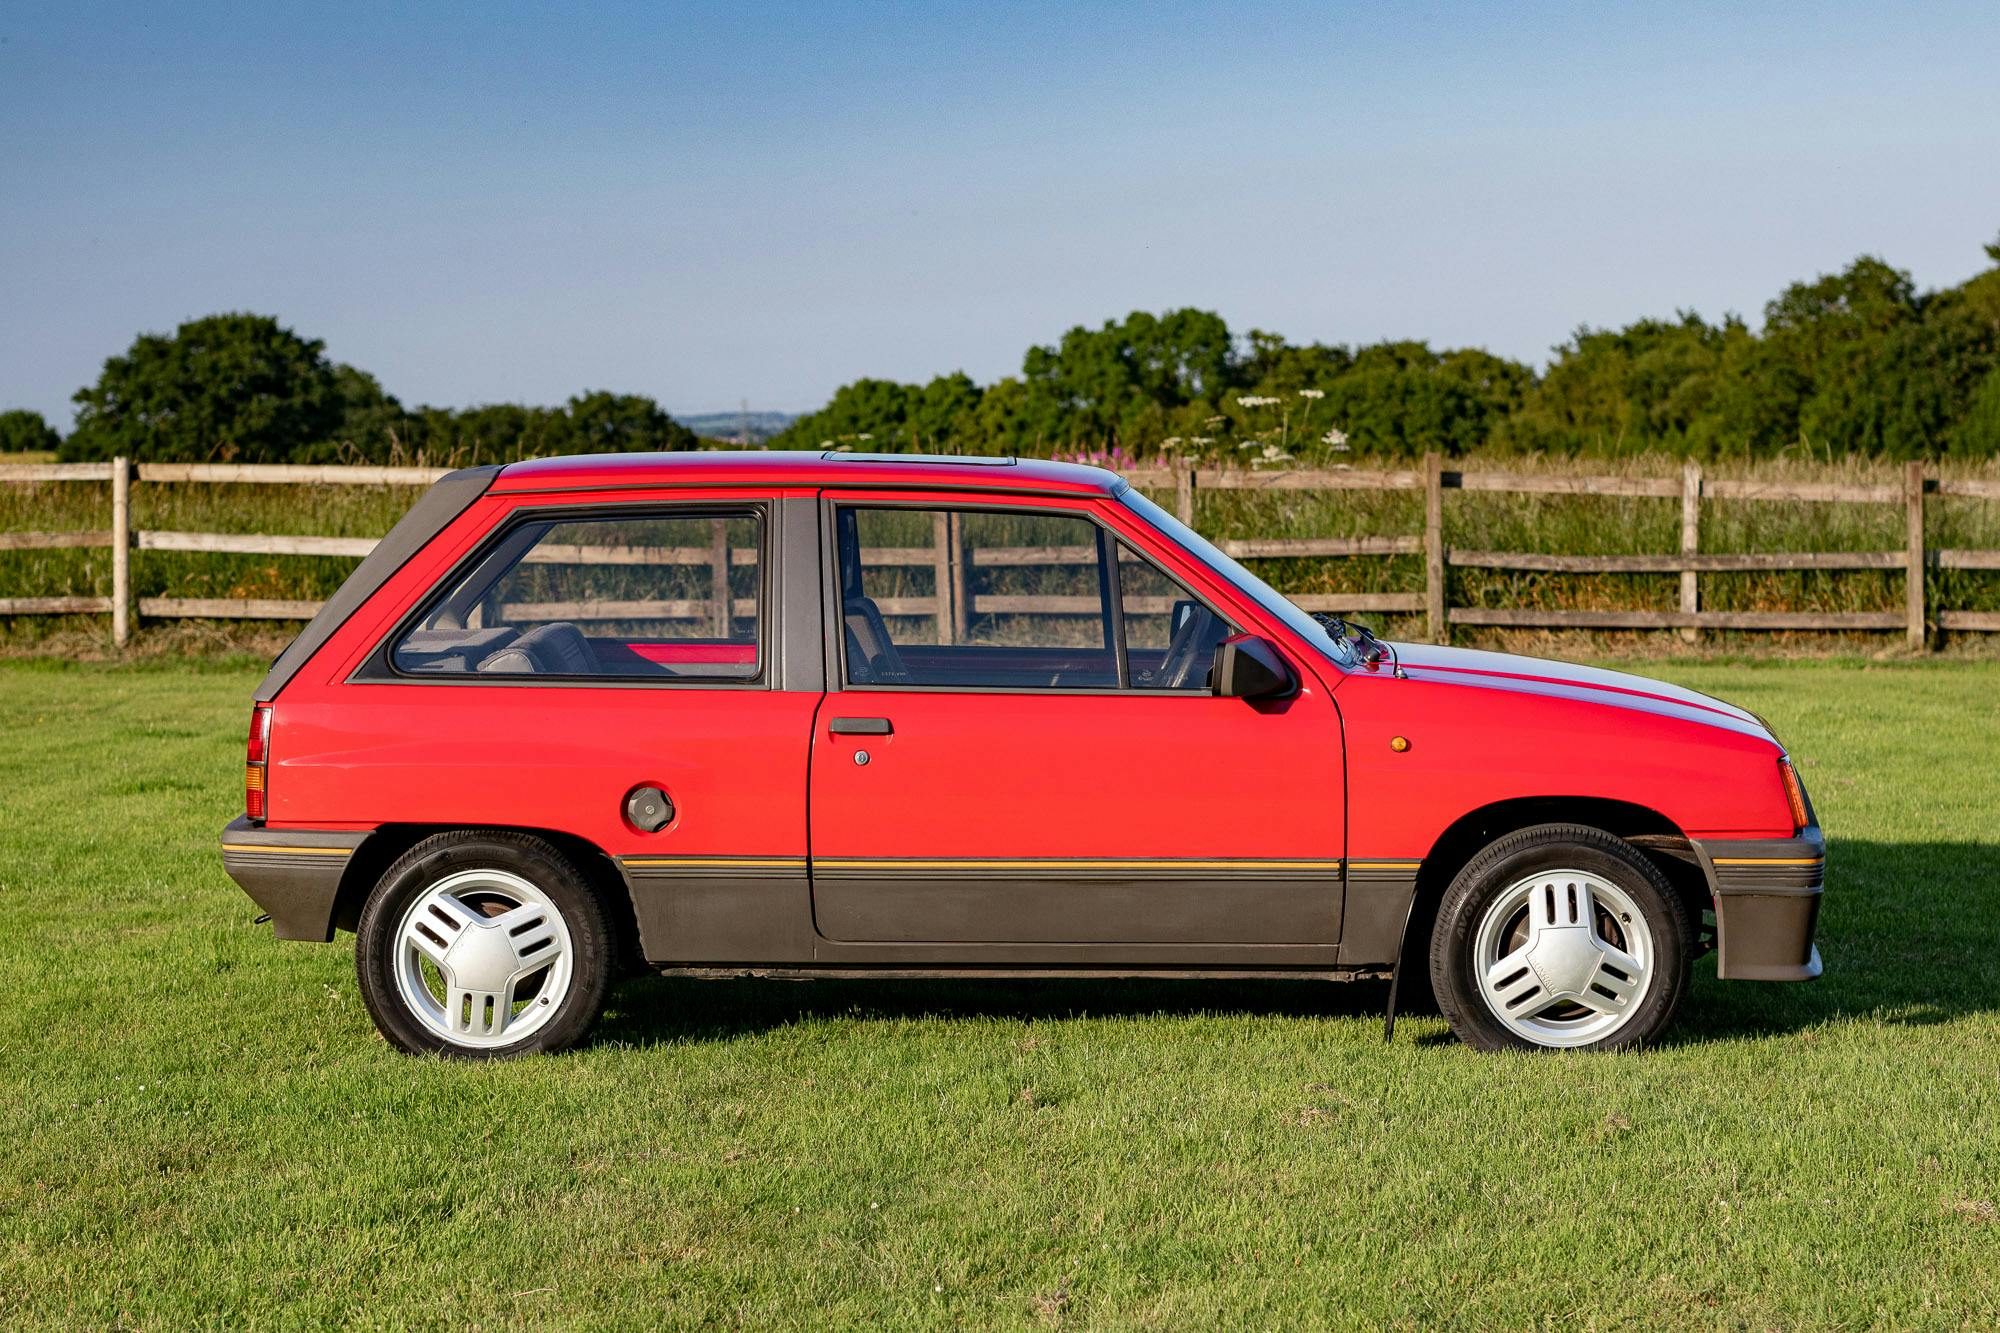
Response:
355,831,615,1058
1429,824,1691,1052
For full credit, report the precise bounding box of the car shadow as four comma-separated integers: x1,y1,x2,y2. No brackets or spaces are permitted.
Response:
589,838,1999,1050
595,972,1396,1048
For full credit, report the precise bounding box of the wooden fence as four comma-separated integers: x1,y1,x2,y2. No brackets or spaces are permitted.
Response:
3,455,1998,649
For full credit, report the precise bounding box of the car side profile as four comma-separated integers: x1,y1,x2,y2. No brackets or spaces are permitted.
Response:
222,452,1823,1056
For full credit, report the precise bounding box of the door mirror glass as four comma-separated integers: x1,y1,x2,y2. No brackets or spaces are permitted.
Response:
1211,634,1296,700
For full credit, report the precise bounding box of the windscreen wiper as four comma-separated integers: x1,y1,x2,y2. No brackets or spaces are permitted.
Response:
1310,612,1407,679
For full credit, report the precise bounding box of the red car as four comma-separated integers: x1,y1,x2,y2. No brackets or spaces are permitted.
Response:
223,452,1822,1057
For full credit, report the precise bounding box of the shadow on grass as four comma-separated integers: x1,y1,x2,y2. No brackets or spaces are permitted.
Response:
596,974,1396,1048
1671,837,2000,1045
590,838,2000,1050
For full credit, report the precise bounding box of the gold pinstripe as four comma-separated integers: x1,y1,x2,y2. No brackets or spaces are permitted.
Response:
1711,856,1824,867
220,844,350,857
622,856,808,869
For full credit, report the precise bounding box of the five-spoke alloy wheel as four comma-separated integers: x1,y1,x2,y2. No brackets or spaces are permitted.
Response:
1431,824,1691,1052
357,831,614,1058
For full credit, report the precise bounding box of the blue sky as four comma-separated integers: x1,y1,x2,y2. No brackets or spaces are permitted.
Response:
4,1,1998,427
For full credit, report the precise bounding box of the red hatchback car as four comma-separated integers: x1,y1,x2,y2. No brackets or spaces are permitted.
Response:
223,452,1822,1056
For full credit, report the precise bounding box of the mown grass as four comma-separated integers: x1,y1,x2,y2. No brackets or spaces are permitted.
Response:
6,453,2000,658
0,657,1997,1328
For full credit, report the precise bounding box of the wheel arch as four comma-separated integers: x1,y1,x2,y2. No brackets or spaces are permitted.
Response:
333,823,645,973
1393,795,1712,994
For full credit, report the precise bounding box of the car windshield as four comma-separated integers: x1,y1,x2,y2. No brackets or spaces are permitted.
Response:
1116,485,1358,669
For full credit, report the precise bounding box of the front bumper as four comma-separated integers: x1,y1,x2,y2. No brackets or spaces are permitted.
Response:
220,816,368,941
1690,825,1824,981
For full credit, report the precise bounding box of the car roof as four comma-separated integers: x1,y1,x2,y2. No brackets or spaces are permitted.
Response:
489,450,1126,496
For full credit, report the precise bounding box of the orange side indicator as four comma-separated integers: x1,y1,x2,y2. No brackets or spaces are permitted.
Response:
1778,759,1810,832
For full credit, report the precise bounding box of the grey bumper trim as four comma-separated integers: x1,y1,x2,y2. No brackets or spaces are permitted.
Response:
1691,826,1825,982
220,816,369,942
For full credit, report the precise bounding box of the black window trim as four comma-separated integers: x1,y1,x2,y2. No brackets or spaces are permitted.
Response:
351,498,777,691
819,494,1236,698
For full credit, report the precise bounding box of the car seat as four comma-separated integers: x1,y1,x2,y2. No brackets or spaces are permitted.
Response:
476,622,600,675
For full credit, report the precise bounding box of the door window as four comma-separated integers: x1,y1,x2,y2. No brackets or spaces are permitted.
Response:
1118,545,1233,690
834,505,1227,690
390,510,761,680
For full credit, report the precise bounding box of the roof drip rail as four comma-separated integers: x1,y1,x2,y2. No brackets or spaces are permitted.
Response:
819,451,1017,466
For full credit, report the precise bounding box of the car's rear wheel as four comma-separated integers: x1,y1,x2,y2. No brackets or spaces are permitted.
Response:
356,831,614,1058
1429,824,1690,1052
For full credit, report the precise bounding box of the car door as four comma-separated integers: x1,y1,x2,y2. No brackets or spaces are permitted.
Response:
807,492,1347,947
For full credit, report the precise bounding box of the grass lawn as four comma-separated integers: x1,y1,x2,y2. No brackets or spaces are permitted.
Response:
0,656,1996,1329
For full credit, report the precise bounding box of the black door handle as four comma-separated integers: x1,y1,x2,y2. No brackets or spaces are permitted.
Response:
829,717,893,735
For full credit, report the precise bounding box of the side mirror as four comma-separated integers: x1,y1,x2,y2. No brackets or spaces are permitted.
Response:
1211,633,1296,700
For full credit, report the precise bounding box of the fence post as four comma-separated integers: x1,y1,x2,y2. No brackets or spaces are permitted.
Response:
949,511,971,643
931,510,954,644
709,518,730,637
111,457,131,648
1424,451,1445,644
1905,460,1926,652
1175,462,1196,527
1679,460,1701,644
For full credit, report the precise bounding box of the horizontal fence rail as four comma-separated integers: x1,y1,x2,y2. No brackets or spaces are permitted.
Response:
3,456,1998,649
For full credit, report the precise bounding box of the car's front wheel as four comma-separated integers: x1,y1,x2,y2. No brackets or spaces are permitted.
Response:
1429,824,1691,1052
356,831,614,1058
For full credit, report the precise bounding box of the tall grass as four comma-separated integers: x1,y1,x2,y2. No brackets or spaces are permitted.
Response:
4,453,2000,657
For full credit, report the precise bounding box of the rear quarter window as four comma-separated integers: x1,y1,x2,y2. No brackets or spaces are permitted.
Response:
386,509,762,681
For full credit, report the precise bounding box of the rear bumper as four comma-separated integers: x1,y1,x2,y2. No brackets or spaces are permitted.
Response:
1691,826,1824,981
220,816,368,942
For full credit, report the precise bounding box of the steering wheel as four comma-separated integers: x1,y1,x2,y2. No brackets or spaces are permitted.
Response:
1155,606,1221,690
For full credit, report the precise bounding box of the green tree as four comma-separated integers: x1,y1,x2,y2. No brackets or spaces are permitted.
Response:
1951,367,2000,456
0,409,61,456
1501,315,1725,455
767,373,1000,453
283,366,412,463
770,378,922,451
62,313,342,462
1022,309,1236,446
560,391,699,454
402,403,569,463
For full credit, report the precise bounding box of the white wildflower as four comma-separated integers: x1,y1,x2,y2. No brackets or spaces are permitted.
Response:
1298,388,1325,400
1236,395,1281,408
1321,428,1348,447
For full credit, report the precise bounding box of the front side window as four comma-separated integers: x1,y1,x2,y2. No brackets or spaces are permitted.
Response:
1117,486,1358,669
1117,544,1233,690
835,504,1228,690
390,510,761,680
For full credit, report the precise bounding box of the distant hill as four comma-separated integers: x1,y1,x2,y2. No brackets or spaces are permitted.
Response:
677,410,797,444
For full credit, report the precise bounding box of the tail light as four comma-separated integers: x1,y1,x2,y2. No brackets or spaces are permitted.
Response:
1777,757,1810,833
245,705,273,821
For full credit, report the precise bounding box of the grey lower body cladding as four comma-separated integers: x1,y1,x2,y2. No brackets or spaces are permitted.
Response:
220,816,366,942
1690,826,1825,981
